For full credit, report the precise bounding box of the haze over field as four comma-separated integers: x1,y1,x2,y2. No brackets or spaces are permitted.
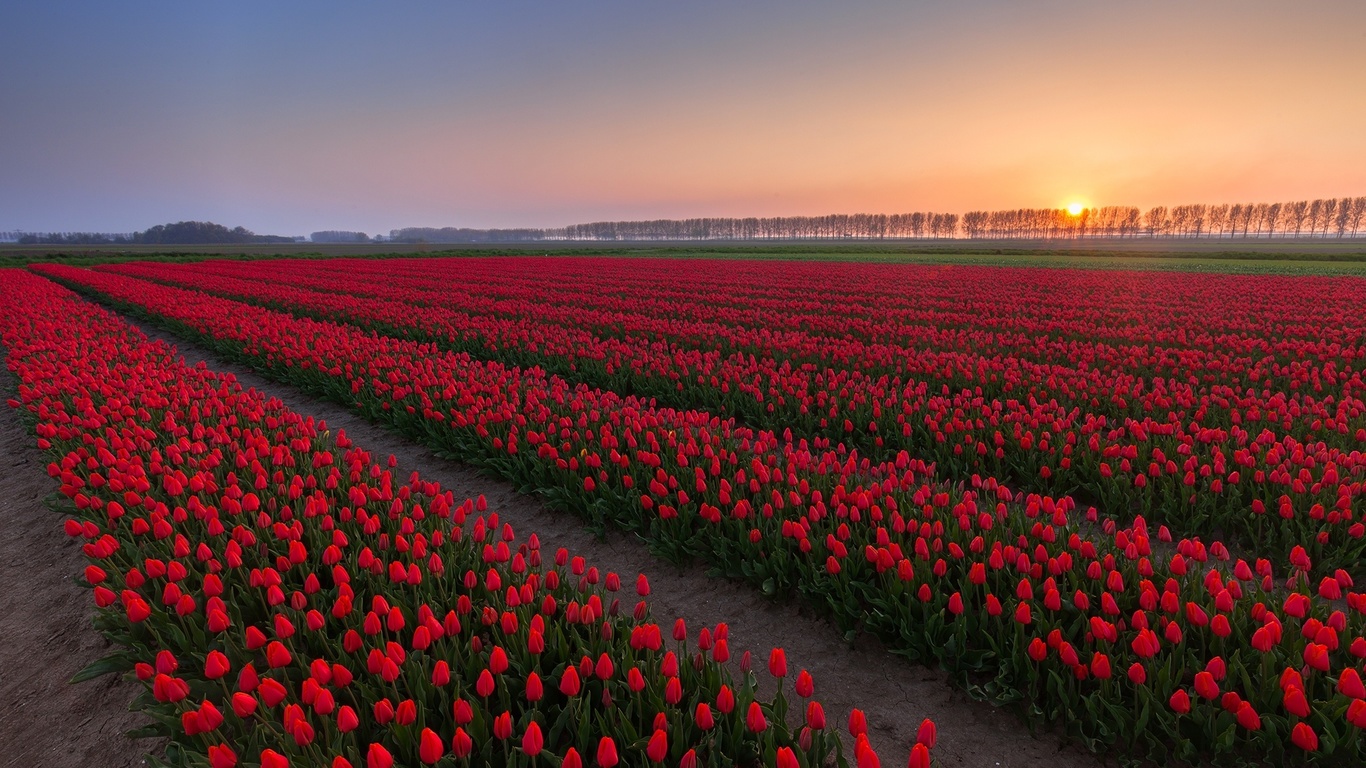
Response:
2,1,1363,235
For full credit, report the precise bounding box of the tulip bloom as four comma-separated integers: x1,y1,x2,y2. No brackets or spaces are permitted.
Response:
596,737,618,767
1291,723,1318,751
522,722,544,757
1194,672,1219,701
208,744,237,768
916,718,937,748
848,708,867,737
419,729,444,764
366,743,394,768
747,701,768,733
204,651,231,680
769,648,788,678
646,729,667,763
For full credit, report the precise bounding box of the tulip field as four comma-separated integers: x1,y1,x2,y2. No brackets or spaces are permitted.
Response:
2,269,914,768
4,255,1366,766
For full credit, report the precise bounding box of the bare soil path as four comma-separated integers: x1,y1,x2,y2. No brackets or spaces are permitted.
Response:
0,367,158,768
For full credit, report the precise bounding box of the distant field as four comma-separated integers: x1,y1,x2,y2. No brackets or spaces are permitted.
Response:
4,237,1366,274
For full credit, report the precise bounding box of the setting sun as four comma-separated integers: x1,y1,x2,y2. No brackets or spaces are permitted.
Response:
1066,202,1085,216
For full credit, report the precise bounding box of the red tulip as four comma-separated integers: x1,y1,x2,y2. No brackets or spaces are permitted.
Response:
1341,668,1366,699
1194,672,1219,701
477,668,496,697
916,718,937,748
646,729,667,763
1291,722,1318,751
560,666,581,696
208,744,237,768
1348,699,1366,729
806,701,826,730
1283,687,1310,718
493,711,513,740
452,728,473,758
522,721,544,757
596,736,618,767
1090,653,1112,680
366,743,394,768
769,648,788,678
849,708,867,737
746,701,768,733
205,651,231,680
337,706,359,733
231,692,257,718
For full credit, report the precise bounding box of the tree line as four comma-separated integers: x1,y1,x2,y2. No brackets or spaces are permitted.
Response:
389,213,962,243
962,197,1366,240
392,196,1365,242
10,221,298,245
310,231,372,243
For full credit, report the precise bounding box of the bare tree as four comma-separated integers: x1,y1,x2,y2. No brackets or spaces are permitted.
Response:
1349,197,1366,237
1262,203,1283,238
1333,198,1352,237
1169,205,1193,237
1285,200,1310,236
1144,206,1169,237
1207,204,1231,238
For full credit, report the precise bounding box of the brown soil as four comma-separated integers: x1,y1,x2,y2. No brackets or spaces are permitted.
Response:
117,317,1104,768
0,367,159,768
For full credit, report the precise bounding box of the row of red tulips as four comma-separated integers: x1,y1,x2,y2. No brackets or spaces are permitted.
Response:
100,258,1366,574
40,263,1366,764
1,269,920,767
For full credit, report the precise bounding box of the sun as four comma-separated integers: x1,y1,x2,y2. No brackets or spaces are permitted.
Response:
1066,202,1085,216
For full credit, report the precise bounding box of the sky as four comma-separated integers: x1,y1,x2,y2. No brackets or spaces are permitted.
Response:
2,1,1364,236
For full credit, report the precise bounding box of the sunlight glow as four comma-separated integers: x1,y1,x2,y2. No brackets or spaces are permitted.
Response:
1066,202,1085,216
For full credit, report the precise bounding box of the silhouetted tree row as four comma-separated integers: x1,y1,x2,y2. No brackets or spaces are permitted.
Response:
397,197,1365,242
961,207,1147,239
555,212,962,241
1130,198,1366,239
310,231,371,243
13,231,138,245
13,221,298,245
389,227,552,243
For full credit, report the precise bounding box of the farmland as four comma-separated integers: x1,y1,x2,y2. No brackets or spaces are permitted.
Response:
4,254,1366,766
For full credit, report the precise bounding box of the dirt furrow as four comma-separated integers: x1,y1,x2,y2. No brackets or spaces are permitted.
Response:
0,366,159,768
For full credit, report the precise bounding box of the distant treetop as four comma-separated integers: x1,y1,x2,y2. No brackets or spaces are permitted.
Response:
15,221,298,245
